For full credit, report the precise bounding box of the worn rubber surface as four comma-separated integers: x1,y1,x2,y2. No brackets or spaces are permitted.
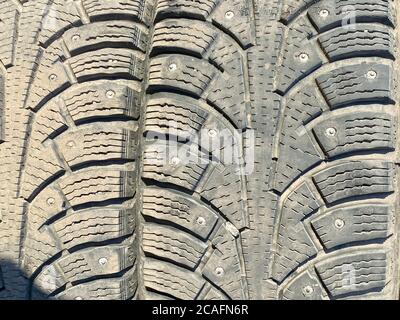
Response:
0,0,399,300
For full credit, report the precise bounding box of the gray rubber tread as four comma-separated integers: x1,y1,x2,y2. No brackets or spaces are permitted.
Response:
138,0,399,301
0,0,154,300
0,0,399,301
269,0,399,300
138,0,255,300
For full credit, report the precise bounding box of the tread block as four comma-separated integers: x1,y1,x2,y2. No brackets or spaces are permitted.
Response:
202,225,245,300
33,242,136,296
316,63,393,108
272,183,320,282
143,223,208,269
23,232,60,274
272,223,316,282
282,84,328,127
63,21,148,55
318,24,395,61
273,129,322,192
59,169,136,207
145,93,241,160
152,19,217,57
29,186,66,227
82,0,154,25
311,204,392,250
55,267,137,300
58,243,135,283
155,0,218,21
156,0,255,48
33,264,67,296
148,54,217,97
315,250,388,298
63,81,140,123
313,161,394,204
307,0,395,32
53,209,135,248
275,17,322,93
313,110,396,157
208,0,255,48
142,140,209,191
21,146,65,200
273,84,328,191
25,47,71,110
38,0,81,47
30,100,68,144
143,258,205,300
0,1,19,66
281,270,327,300
56,126,137,168
280,182,320,224
29,177,136,241
142,187,218,240
145,93,209,137
200,164,247,230
205,67,248,129
69,48,144,82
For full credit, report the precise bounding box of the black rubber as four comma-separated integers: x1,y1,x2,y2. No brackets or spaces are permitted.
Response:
0,0,398,300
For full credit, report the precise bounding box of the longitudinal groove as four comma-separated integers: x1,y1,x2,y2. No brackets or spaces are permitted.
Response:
153,9,249,51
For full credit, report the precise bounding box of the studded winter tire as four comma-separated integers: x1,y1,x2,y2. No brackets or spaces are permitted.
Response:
0,0,399,300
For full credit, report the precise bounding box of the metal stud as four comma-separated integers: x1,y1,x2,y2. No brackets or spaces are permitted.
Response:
215,267,225,276
197,217,206,226
168,63,177,72
208,129,217,137
319,9,329,18
367,70,377,79
325,127,337,137
225,11,234,19
171,157,180,165
67,141,76,148
335,218,345,229
303,285,314,296
106,90,115,99
299,53,309,63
